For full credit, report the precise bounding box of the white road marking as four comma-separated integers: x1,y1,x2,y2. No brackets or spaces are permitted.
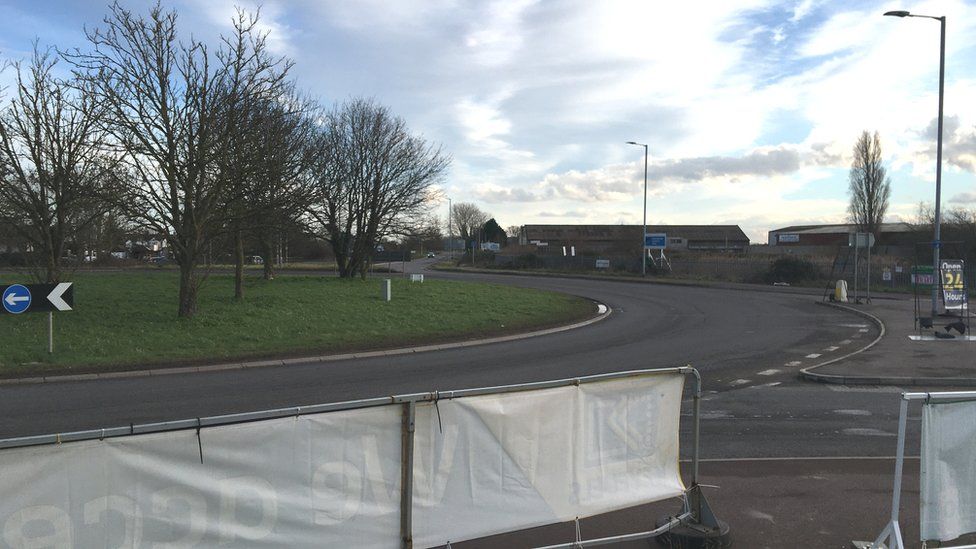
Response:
839,339,853,345
785,361,802,367
596,304,608,314
763,381,782,387
729,379,751,386
834,409,872,416
823,346,839,352
805,353,822,359
747,510,776,523
859,328,869,332
842,428,896,437
757,369,780,376
841,323,869,328
828,385,903,393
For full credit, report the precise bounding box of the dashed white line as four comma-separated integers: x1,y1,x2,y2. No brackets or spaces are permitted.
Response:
805,353,822,359
729,379,751,386
785,361,802,367
757,369,780,376
823,346,839,352
839,339,853,345
859,328,869,333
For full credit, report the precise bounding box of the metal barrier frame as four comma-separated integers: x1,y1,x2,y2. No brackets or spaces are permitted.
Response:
860,390,976,549
0,366,709,549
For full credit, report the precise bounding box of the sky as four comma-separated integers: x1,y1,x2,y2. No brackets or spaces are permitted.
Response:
1,0,974,243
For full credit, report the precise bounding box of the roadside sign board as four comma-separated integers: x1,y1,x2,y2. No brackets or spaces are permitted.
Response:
644,233,667,250
941,260,966,310
778,233,800,243
595,259,610,269
849,232,876,248
883,268,892,282
0,283,73,314
912,265,934,287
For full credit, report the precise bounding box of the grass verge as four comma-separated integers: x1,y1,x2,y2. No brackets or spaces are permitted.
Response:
0,272,595,377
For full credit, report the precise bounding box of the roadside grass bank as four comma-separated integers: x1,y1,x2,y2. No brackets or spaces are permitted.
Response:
0,273,594,377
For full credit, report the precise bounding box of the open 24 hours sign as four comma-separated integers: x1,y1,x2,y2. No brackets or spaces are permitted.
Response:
941,260,967,310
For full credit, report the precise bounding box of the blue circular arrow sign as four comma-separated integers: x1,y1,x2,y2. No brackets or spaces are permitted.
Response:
2,284,31,314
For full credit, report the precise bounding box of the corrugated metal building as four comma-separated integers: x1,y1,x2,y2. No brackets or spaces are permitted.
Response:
520,225,749,254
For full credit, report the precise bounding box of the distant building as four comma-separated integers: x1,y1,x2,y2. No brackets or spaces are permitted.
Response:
767,222,919,256
519,225,749,254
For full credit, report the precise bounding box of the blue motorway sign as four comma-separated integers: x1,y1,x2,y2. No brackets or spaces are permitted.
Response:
2,284,31,314
644,233,667,250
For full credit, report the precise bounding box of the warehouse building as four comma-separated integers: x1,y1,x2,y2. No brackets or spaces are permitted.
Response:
519,224,749,254
767,222,919,256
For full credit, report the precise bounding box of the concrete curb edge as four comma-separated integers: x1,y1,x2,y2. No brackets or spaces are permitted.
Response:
799,302,888,385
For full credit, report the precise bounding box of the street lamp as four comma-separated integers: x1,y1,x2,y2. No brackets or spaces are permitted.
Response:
884,9,946,319
627,141,649,276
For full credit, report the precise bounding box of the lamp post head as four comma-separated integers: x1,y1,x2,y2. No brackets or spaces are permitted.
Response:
884,10,911,17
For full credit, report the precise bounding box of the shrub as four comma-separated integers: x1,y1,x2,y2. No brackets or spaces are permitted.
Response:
764,256,822,284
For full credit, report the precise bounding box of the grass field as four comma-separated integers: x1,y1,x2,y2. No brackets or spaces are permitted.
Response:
0,273,594,376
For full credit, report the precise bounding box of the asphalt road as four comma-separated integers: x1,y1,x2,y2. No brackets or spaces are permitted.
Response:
1,262,933,547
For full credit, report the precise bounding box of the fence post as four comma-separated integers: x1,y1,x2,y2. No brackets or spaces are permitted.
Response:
400,401,416,549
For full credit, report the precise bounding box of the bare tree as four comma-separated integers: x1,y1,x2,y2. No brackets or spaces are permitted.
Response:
0,45,118,283
70,3,290,317
222,89,318,297
309,98,450,278
848,131,891,237
506,224,522,243
451,202,489,243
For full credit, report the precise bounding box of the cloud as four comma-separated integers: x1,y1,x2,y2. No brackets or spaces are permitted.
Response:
201,1,297,56
537,210,587,218
916,116,976,172
491,143,847,205
649,147,802,182
951,192,976,204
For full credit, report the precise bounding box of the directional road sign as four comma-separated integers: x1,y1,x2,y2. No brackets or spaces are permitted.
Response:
644,233,667,250
0,283,73,314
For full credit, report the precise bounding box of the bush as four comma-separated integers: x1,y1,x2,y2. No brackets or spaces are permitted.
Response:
513,253,542,269
764,256,822,284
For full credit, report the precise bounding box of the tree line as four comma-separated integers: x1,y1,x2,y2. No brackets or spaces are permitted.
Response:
0,3,450,317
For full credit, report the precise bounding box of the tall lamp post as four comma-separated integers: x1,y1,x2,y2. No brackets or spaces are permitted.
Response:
627,141,649,276
884,9,946,318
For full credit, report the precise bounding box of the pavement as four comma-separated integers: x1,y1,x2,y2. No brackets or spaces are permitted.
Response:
802,295,976,386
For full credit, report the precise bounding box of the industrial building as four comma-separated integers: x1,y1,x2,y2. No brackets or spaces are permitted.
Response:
519,225,750,254
766,223,919,256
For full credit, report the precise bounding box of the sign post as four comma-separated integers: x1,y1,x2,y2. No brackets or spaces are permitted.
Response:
1,283,74,353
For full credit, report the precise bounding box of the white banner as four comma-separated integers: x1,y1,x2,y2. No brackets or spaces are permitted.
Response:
412,374,685,547
0,406,402,549
0,372,688,548
921,400,976,541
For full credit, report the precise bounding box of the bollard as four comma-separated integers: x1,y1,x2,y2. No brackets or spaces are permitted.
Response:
835,279,848,303
382,279,391,302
